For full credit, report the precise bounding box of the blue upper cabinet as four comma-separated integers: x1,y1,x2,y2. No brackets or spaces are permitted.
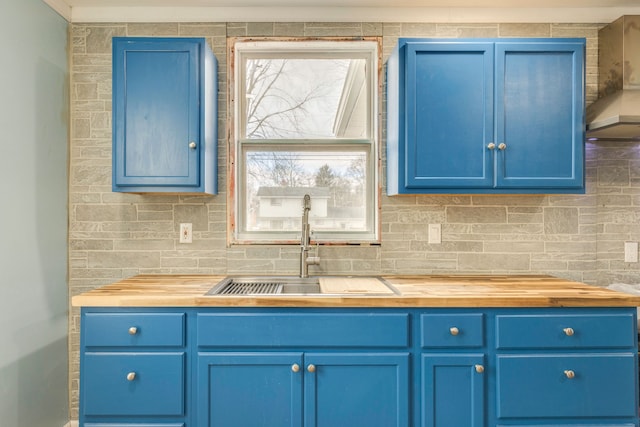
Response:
387,38,585,195
112,37,217,194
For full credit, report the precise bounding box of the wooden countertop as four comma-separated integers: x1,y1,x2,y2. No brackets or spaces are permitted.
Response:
71,274,640,308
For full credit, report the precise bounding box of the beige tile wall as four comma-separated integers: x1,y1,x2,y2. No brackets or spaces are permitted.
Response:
68,21,640,418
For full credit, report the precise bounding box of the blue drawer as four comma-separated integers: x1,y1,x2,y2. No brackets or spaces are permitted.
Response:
496,353,636,419
85,424,185,426
197,313,410,348
496,313,635,349
83,312,185,347
421,313,484,348
82,352,185,416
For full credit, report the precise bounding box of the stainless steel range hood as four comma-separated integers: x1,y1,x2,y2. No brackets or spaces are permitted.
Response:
586,15,640,140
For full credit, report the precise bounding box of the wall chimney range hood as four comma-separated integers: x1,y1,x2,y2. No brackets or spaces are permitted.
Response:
586,15,640,140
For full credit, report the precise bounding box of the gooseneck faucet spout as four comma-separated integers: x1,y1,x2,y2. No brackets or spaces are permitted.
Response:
300,194,320,278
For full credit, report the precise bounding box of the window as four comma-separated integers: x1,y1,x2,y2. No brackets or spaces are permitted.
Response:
230,39,380,244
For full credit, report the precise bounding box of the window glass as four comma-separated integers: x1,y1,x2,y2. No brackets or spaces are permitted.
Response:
232,40,379,243
244,58,367,139
244,149,368,233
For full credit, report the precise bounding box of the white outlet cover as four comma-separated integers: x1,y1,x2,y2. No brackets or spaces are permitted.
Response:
180,223,193,244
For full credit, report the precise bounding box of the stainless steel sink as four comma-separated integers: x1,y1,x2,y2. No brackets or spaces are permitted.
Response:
206,276,398,296
206,277,321,295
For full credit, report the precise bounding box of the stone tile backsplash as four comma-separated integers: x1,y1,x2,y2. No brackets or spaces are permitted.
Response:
67,21,640,417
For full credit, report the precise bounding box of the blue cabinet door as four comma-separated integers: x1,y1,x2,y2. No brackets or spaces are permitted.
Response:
304,353,410,427
422,354,485,427
495,41,585,190
112,37,217,194
197,352,304,427
402,41,495,190
197,352,410,427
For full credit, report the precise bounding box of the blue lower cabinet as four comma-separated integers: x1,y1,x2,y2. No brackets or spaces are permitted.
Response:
197,352,303,427
304,353,410,427
497,354,637,419
82,353,185,417
196,352,410,427
78,307,639,427
84,424,185,427
422,354,485,427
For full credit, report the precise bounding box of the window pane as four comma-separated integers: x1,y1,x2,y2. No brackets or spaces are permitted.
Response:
244,150,368,233
244,58,367,139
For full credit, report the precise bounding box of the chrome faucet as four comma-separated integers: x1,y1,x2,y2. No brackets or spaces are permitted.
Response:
300,194,320,278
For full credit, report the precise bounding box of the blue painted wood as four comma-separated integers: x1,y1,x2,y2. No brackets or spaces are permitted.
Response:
303,353,410,427
387,38,585,194
82,352,185,416
495,313,635,349
112,37,217,194
196,312,410,347
197,352,304,427
404,41,494,189
78,306,639,427
422,354,485,427
83,312,185,347
495,41,585,190
495,424,636,427
85,424,185,427
497,354,637,418
421,313,485,348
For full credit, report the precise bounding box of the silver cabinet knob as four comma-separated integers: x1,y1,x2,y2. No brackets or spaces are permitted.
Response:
487,142,496,150
475,365,484,374
128,327,138,335
189,141,197,149
126,372,136,381
307,364,316,373
291,364,300,373
449,327,460,336
498,143,507,150
563,327,574,336
564,370,575,379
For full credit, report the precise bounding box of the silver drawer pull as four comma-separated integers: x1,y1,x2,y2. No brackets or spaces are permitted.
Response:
189,141,197,149
563,327,574,336
291,364,300,373
128,327,138,335
564,370,575,379
449,327,459,336
475,365,484,374
126,372,136,381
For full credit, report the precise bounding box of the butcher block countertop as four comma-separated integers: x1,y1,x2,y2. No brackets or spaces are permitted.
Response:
71,274,640,308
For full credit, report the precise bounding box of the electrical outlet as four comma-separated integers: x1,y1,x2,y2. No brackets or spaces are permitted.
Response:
624,242,638,263
428,224,442,244
179,223,193,244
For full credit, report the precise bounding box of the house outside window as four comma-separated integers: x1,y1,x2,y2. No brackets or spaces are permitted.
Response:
230,38,380,244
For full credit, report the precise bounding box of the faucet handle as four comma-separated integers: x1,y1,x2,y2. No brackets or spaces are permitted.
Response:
306,255,321,266
307,242,320,266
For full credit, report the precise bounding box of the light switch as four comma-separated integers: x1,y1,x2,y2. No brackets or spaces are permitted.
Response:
428,224,442,244
624,242,638,263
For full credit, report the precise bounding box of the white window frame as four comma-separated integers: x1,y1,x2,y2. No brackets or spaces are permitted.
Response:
229,38,381,245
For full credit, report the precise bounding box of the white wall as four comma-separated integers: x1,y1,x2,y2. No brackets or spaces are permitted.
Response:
0,0,69,425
